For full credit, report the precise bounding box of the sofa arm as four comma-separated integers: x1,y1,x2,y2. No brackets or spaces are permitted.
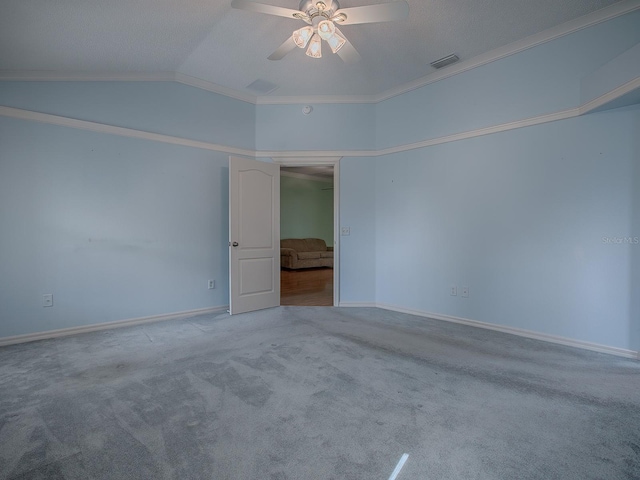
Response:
280,248,297,258
327,246,334,252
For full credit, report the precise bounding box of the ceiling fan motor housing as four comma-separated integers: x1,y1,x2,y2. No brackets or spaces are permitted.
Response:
297,0,341,21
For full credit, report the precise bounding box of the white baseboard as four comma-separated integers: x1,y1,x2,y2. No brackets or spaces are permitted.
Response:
0,306,229,347
372,303,639,360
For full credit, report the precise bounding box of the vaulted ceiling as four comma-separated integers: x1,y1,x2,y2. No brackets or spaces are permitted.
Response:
0,0,626,100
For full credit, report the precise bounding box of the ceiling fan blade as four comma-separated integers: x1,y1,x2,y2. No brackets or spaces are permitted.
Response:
231,0,304,20
335,28,361,64
268,36,297,60
333,0,409,25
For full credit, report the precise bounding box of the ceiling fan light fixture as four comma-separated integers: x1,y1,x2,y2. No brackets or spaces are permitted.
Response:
327,31,346,53
293,26,314,48
306,33,322,58
317,19,336,40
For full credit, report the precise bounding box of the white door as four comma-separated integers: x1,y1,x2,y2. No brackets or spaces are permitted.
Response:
229,156,280,314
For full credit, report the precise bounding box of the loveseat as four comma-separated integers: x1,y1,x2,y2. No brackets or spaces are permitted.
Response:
281,238,333,269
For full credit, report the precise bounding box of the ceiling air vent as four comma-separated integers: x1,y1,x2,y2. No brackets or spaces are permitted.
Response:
246,79,279,95
430,54,459,69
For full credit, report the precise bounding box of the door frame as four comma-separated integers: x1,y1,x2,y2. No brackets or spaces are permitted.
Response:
273,156,341,306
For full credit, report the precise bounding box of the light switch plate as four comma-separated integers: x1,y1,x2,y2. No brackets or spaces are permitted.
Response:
43,294,53,307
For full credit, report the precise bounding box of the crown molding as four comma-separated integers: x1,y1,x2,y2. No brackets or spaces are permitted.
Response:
1,1,637,106
0,105,255,157
255,94,377,105
1,72,636,159
579,75,640,114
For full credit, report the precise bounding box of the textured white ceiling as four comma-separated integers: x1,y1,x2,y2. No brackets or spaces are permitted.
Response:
0,0,625,98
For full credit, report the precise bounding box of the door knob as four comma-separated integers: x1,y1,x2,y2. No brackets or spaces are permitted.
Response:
232,242,239,247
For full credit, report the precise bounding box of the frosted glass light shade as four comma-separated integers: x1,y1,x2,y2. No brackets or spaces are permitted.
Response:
306,33,322,58
293,26,314,48
317,20,336,40
327,31,346,53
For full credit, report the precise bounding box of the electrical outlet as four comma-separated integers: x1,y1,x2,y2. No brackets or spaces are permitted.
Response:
341,226,350,236
450,285,457,296
208,280,215,289
43,294,53,307
462,286,469,298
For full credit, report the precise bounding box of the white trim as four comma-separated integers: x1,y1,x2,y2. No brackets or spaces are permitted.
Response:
579,76,640,114
1,0,638,106
256,94,377,105
1,94,635,159
376,108,581,156
375,303,639,360
0,106,255,157
271,156,343,165
0,306,229,347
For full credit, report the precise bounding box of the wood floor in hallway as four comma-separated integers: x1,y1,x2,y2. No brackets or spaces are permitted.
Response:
280,267,333,306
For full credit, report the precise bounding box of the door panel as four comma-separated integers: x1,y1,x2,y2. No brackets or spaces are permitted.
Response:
229,157,280,314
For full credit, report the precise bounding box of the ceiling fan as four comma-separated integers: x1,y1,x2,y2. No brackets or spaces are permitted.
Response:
230,0,409,63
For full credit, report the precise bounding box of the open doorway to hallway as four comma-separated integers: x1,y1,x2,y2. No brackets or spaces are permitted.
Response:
280,166,335,306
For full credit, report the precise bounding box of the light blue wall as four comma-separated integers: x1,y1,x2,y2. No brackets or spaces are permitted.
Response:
255,103,375,152
339,157,376,303
0,81,255,149
376,9,640,150
0,116,229,337
375,105,639,350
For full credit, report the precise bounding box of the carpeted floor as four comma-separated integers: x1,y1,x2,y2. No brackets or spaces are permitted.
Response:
0,307,639,480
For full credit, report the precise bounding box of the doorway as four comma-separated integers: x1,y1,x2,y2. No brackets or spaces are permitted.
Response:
279,164,338,306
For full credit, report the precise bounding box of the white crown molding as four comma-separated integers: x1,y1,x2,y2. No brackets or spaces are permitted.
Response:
0,106,255,157
0,305,229,347
579,75,640,114
376,107,581,156
1,1,638,106
374,303,639,360
0,99,627,158
255,94,377,105
271,156,343,164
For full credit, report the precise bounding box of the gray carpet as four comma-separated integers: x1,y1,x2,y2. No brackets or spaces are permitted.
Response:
0,307,639,480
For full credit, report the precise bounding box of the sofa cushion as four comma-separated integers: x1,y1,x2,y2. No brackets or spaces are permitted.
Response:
319,251,333,258
281,238,308,252
297,251,321,260
281,238,329,252
303,238,327,252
